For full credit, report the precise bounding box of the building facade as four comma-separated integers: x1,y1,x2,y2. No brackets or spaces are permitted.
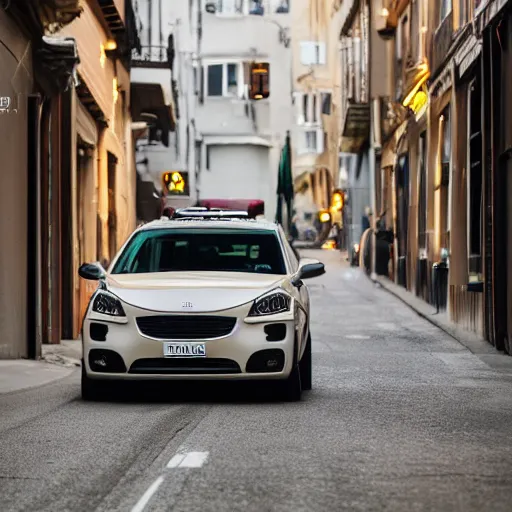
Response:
0,0,141,357
290,0,343,241
196,0,293,222
365,0,512,353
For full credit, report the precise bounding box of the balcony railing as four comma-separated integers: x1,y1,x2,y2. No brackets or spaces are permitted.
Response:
432,11,453,74
131,45,169,68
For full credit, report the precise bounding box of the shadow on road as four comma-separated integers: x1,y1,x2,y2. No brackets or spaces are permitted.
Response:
80,380,309,405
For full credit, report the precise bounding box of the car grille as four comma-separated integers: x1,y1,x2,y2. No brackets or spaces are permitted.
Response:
129,358,241,374
136,315,236,340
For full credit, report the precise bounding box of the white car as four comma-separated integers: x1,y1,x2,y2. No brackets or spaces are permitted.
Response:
78,215,325,401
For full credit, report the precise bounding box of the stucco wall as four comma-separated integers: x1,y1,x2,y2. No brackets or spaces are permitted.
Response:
199,145,271,204
0,11,33,358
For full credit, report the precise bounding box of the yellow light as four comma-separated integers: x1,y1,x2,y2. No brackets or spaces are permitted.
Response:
169,172,185,193
403,71,430,108
100,44,106,68
322,240,336,250
319,212,331,223
354,243,360,252
105,40,117,51
113,78,119,103
381,7,389,16
332,192,344,210
411,90,427,114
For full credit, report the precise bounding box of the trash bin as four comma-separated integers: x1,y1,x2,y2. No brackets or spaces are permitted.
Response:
432,261,449,312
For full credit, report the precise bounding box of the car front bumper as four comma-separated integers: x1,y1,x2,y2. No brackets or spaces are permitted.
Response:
82,301,297,381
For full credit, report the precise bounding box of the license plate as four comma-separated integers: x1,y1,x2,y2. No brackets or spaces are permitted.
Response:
163,342,206,358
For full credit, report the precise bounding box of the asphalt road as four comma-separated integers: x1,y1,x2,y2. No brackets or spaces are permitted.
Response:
2,250,512,512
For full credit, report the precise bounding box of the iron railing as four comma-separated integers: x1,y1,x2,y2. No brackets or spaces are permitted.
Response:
132,45,168,65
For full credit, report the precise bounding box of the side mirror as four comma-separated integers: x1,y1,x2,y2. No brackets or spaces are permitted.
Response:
291,259,325,287
78,262,106,281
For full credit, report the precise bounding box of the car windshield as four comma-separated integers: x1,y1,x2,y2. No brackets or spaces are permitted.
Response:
111,229,287,275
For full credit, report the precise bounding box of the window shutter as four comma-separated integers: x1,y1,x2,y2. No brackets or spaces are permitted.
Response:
316,128,324,154
318,42,327,65
300,42,314,65
293,92,305,124
296,130,308,155
200,65,205,103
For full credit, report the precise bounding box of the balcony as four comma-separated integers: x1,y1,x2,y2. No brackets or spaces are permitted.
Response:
7,0,83,35
132,45,170,69
431,12,453,75
340,102,370,154
97,0,125,34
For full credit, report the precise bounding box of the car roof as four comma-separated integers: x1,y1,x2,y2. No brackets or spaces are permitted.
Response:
136,218,280,233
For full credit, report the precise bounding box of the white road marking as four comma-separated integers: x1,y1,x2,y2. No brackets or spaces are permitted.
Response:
131,476,164,512
345,334,371,340
167,451,209,469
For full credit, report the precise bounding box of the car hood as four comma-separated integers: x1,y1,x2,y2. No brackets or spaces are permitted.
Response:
105,271,287,313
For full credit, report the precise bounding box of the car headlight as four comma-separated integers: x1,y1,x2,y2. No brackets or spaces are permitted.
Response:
248,290,291,317
92,292,126,317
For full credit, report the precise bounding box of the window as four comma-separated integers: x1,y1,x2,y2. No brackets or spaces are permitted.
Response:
207,64,223,96
467,78,482,278
300,41,327,65
321,92,332,115
112,230,287,275
216,0,244,15
227,63,238,95
297,128,324,155
205,62,240,97
274,0,289,13
295,91,322,125
440,0,452,21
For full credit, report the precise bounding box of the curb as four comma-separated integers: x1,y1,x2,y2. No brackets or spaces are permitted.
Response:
372,274,505,358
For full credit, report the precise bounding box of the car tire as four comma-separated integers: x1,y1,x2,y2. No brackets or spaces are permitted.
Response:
81,363,101,401
282,363,302,401
299,333,312,391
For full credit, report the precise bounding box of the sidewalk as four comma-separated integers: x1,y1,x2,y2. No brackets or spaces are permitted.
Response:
374,275,512,373
0,339,82,395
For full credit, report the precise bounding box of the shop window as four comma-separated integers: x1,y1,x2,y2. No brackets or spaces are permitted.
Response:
467,78,482,278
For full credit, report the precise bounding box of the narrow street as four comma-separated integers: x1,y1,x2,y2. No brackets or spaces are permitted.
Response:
1,250,512,512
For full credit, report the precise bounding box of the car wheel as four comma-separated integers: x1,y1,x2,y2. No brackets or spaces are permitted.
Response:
81,363,101,401
299,333,312,391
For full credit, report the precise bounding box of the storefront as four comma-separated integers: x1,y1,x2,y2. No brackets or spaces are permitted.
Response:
480,0,512,352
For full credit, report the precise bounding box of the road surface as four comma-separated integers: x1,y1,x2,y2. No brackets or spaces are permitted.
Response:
1,249,512,512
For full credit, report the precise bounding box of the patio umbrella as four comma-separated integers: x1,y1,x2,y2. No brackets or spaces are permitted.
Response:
276,132,294,232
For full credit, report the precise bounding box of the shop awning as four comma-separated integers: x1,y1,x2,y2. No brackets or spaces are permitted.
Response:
131,82,175,146
340,102,370,153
